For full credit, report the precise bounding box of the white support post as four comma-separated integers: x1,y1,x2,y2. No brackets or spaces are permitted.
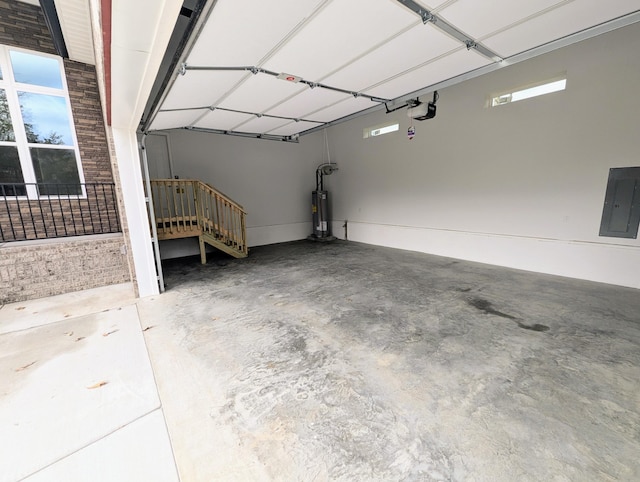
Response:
112,128,160,297
105,0,183,297
141,134,165,293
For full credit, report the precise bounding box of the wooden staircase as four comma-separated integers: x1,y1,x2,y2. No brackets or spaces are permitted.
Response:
150,179,248,263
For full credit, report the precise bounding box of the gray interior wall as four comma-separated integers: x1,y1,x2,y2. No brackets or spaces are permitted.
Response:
148,24,639,287
145,133,173,179
153,129,324,256
319,23,640,288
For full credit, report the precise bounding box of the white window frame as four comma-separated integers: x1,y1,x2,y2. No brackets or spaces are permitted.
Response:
490,75,567,108
363,122,399,139
0,44,85,199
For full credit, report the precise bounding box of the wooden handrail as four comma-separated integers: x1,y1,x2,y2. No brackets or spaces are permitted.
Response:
150,179,247,258
201,181,246,213
195,180,247,255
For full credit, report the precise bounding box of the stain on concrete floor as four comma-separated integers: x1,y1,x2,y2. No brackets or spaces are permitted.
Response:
141,240,640,481
467,297,550,332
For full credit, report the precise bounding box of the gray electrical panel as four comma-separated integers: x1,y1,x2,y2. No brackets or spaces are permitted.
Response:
599,166,640,239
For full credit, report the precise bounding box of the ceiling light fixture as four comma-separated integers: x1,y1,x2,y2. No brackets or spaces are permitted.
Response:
407,91,439,121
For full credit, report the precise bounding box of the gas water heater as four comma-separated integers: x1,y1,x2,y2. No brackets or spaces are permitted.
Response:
310,163,338,240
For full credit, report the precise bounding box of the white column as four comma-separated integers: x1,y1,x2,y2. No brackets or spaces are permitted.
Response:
106,0,183,296
112,128,159,297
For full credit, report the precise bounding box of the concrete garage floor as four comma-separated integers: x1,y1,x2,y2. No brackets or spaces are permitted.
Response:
2,241,638,481
138,240,640,481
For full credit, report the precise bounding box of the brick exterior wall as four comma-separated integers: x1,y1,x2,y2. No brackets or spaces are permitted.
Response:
0,234,130,304
65,60,115,183
0,1,134,300
0,1,57,55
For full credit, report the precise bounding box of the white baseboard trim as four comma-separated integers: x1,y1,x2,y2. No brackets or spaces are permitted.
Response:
247,222,312,247
334,221,640,289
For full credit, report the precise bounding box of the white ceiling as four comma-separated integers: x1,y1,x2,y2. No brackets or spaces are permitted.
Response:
148,0,640,139
54,0,95,64
17,0,95,65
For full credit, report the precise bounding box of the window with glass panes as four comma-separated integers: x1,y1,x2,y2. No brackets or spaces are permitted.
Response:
0,45,84,197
